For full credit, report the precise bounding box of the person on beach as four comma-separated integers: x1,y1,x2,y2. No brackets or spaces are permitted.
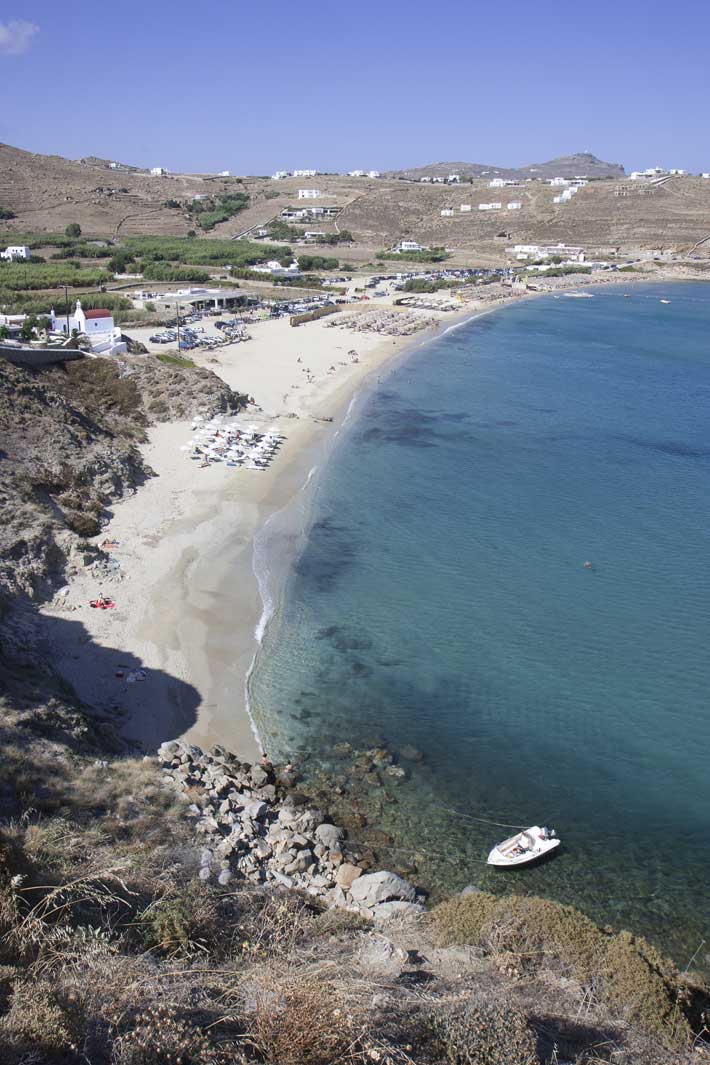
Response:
260,753,273,769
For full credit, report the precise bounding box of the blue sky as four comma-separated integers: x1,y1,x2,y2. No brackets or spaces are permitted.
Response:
1,0,708,174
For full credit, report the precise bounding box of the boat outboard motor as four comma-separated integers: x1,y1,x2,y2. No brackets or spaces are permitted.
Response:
541,827,556,840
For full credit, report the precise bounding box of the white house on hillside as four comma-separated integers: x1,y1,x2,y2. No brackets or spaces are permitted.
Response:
1,245,31,261
460,204,472,212
297,189,323,199
440,208,454,217
293,169,317,178
397,240,422,252
272,171,289,180
150,166,168,176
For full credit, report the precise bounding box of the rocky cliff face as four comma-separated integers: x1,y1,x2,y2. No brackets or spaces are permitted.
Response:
0,355,245,599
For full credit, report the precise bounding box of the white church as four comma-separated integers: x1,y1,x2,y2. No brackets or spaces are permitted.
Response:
51,300,126,354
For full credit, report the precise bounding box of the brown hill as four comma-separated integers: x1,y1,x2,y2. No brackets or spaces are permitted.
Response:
386,152,625,181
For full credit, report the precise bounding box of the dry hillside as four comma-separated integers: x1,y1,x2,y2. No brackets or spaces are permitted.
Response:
1,143,710,262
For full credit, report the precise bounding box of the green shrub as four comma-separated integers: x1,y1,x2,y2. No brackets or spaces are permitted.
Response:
376,247,449,263
0,262,110,290
141,263,210,283
141,883,216,958
432,893,697,1045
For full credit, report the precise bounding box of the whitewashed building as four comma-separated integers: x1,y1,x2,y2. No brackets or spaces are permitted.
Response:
272,171,289,180
367,170,381,178
297,189,323,199
218,170,231,176
348,170,365,177
1,245,31,261
507,202,522,210
397,240,423,252
702,173,710,179
150,166,168,176
293,169,317,178
440,208,454,217
548,176,569,186
251,259,302,278
50,300,127,354
459,204,472,212
478,202,502,211
447,173,461,184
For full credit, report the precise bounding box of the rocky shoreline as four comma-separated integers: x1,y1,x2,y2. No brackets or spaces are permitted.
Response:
158,738,427,924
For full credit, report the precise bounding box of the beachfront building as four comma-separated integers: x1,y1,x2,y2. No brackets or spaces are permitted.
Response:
272,170,289,180
440,208,454,217
510,243,585,261
478,202,502,211
136,287,254,312
293,169,317,178
297,189,323,199
150,166,168,176
1,244,31,261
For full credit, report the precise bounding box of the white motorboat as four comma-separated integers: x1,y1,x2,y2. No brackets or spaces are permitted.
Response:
487,825,559,867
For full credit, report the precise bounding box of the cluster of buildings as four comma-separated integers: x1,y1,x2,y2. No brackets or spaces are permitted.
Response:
280,204,341,222
1,244,31,261
439,202,521,216
272,168,319,180
347,169,381,178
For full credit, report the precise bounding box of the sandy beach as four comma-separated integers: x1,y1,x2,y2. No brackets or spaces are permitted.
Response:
38,291,488,758
38,269,689,758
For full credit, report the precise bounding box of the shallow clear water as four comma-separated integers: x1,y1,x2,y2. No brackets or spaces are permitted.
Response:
249,283,710,967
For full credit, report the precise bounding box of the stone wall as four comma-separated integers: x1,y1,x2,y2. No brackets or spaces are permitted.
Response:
0,345,83,368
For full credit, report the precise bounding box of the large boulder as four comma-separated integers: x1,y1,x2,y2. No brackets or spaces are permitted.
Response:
315,823,345,847
348,870,416,909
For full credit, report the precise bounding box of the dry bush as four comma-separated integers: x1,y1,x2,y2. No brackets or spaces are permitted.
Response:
425,996,539,1065
110,1004,215,1065
249,975,363,1065
0,977,83,1062
235,892,316,961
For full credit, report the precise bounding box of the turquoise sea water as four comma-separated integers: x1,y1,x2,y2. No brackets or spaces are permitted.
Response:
249,283,710,967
